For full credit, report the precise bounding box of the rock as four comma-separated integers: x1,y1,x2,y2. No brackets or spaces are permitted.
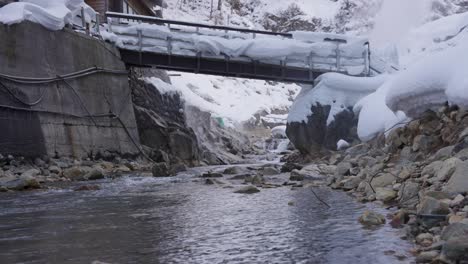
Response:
286,103,359,154
3,176,40,191
341,176,362,190
281,162,303,173
422,160,444,177
152,163,170,177
448,215,465,224
336,162,352,176
444,160,468,194
390,210,410,228
371,173,396,188
170,163,188,175
435,157,461,182
398,182,420,208
74,185,100,191
84,169,104,181
63,167,92,181
229,174,252,180
432,145,455,160
416,251,440,263
289,170,305,181
449,194,465,207
416,233,434,245
418,196,450,215
413,135,437,152
262,167,280,175
205,179,215,185
424,191,452,200
441,223,468,241
441,236,468,262
223,167,241,175
247,175,264,185
375,188,397,203
201,172,223,178
234,185,260,194
358,210,386,226
20,169,40,178
48,165,62,175
317,164,337,175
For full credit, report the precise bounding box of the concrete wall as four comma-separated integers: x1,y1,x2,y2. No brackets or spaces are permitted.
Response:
0,22,140,158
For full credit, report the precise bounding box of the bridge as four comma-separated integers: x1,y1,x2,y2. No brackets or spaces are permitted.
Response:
104,12,371,84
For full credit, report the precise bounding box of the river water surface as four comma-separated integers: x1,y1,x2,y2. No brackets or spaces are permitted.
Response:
0,165,414,264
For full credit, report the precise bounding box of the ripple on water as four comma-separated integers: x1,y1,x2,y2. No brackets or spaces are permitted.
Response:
0,170,414,264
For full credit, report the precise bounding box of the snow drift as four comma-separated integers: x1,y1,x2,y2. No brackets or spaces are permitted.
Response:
0,0,95,31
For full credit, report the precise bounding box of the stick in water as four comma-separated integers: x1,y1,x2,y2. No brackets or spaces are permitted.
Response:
311,188,331,208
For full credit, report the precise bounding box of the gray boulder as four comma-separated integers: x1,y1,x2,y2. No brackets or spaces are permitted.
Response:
444,160,468,194
358,210,386,226
234,185,260,194
152,163,170,177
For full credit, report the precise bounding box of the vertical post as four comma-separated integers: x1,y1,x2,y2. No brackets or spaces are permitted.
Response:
335,43,341,71
95,15,100,35
167,36,173,55
252,32,256,39
81,7,88,35
196,26,200,35
137,29,143,65
308,52,314,81
365,42,371,76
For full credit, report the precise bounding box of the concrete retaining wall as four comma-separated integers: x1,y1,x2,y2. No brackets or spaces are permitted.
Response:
0,22,140,158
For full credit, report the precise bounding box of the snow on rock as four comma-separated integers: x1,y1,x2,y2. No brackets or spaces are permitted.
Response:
336,139,350,150
0,0,95,31
147,73,300,126
271,126,287,139
288,72,387,125
385,29,468,117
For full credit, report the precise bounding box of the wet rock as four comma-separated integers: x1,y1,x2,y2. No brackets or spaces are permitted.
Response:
63,166,92,181
229,174,252,180
358,210,386,226
390,210,410,228
281,162,303,173
398,182,420,208
234,185,260,194
152,163,170,177
74,185,100,191
223,166,241,175
441,237,468,262
170,163,188,175
201,172,223,178
375,188,397,203
416,233,434,246
84,169,105,181
262,167,280,175
205,179,215,185
3,176,40,191
416,250,440,263
444,160,468,194
48,165,62,175
289,170,305,181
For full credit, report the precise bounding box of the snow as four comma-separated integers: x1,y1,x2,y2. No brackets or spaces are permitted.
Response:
271,126,287,139
336,139,350,150
147,73,300,126
0,0,95,31
105,22,369,75
287,73,387,125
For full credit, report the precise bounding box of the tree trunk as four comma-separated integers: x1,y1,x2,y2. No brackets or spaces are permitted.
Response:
218,0,222,11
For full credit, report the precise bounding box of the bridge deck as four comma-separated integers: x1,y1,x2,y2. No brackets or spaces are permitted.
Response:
105,12,370,84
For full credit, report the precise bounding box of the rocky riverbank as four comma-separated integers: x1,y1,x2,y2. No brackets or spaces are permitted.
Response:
283,105,468,263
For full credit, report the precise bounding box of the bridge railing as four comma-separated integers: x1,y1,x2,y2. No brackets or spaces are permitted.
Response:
105,12,371,79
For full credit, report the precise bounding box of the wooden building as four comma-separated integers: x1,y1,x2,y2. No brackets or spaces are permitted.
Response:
85,0,164,20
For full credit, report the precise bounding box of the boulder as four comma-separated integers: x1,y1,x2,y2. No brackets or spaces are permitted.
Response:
444,160,468,194
223,167,241,175
289,170,305,181
416,251,440,263
3,176,40,190
371,173,396,188
375,188,397,203
435,157,461,182
286,102,359,154
398,182,420,208
63,166,92,181
234,185,260,194
152,163,170,177
418,196,450,227
441,223,468,241
84,169,105,181
262,167,280,175
341,176,362,190
201,172,223,178
281,162,303,173
336,162,352,176
432,145,455,160
442,237,468,262
358,210,386,226
421,160,443,177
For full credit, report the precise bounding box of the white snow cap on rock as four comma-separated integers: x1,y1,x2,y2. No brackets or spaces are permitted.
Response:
287,73,387,125
271,126,287,139
336,139,350,150
0,0,95,31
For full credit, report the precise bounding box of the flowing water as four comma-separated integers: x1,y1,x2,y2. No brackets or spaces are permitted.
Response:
0,165,414,264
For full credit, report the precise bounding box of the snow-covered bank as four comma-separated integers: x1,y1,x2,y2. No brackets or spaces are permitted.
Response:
0,0,95,31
